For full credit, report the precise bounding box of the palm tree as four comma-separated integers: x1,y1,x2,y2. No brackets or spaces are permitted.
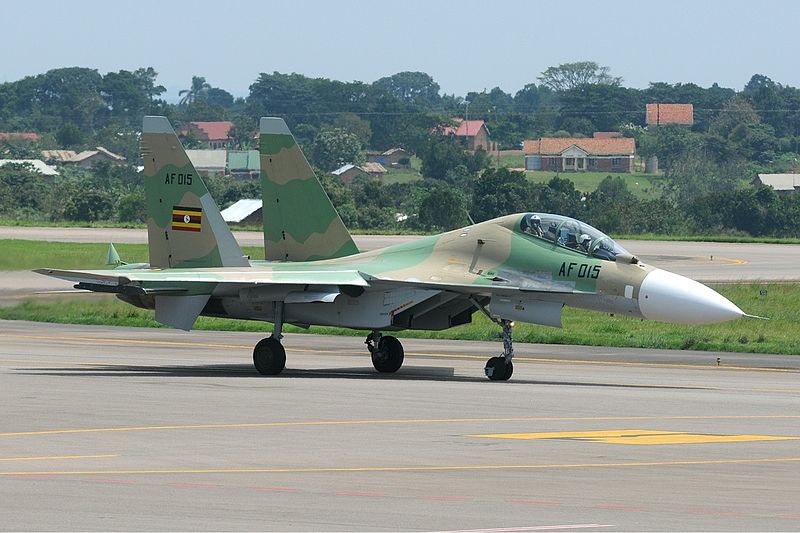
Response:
178,76,211,105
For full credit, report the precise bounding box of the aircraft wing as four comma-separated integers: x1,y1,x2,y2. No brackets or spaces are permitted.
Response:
35,267,370,295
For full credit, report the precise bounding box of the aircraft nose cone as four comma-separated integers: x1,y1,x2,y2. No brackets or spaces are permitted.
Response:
638,269,744,324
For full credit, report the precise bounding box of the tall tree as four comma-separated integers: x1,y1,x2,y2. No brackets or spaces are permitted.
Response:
538,61,622,91
311,127,364,171
179,76,211,105
373,71,441,107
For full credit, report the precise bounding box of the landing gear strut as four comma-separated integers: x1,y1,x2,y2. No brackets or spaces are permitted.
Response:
469,298,515,381
366,331,404,373
484,319,514,381
253,302,286,375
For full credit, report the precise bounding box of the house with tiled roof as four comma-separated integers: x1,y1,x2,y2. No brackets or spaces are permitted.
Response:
67,147,126,168
331,162,387,185
41,150,77,163
186,121,234,149
438,118,494,152
646,103,694,126
523,137,636,173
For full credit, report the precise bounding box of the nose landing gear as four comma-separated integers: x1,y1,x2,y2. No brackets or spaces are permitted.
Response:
484,319,514,381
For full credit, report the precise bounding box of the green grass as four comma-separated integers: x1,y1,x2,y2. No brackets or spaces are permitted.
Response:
612,234,800,245
0,218,146,229
525,170,662,199
0,284,796,355
0,240,265,270
498,154,525,168
381,155,423,184
381,168,422,184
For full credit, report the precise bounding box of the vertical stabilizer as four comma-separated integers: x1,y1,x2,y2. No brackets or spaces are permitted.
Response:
141,116,249,269
259,117,359,261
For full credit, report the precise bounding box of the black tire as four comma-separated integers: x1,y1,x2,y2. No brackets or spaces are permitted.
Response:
253,336,286,375
371,335,404,373
485,356,513,381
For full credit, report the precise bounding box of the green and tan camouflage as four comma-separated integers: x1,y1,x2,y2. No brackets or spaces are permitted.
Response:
259,117,359,261
142,116,249,269
35,116,750,380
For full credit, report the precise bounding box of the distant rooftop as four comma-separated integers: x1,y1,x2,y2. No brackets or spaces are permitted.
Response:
186,149,227,170
70,146,125,163
646,103,694,126
331,164,358,176
524,137,635,156
221,199,262,223
756,173,800,191
190,121,234,141
0,159,59,176
0,132,39,142
439,118,487,137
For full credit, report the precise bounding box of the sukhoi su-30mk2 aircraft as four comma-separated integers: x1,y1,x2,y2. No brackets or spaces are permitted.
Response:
36,116,754,381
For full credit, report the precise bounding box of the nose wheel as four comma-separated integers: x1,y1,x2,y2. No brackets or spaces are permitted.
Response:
483,318,515,381
367,331,404,373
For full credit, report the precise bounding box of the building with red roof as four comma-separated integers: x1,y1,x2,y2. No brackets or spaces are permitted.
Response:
186,121,234,149
0,132,39,142
646,103,694,126
438,118,494,152
523,137,636,173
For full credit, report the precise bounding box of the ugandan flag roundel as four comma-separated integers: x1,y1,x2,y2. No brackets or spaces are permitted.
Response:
172,206,202,232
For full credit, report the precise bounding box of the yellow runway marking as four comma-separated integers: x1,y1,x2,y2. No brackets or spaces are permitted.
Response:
2,415,800,438
710,256,748,266
0,333,335,354
0,332,797,374
3,457,800,477
0,454,117,462
468,429,800,445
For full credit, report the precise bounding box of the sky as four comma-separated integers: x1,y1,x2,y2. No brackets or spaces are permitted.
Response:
3,0,797,101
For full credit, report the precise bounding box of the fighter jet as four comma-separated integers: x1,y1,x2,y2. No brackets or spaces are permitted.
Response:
36,116,751,381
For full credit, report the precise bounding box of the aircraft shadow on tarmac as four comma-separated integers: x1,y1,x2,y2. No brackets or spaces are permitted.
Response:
17,363,709,389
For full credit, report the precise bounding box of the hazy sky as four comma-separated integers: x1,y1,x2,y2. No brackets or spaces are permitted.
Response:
3,0,796,101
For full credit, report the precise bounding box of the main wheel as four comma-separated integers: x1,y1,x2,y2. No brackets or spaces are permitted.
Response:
485,356,513,381
371,335,404,373
253,336,286,375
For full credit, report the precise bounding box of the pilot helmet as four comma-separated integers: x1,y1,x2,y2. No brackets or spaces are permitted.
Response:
530,214,541,225
580,234,591,245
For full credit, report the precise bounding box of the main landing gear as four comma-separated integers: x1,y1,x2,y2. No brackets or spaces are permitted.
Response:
366,331,404,373
253,302,286,375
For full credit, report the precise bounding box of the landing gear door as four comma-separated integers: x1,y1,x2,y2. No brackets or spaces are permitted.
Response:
490,297,563,328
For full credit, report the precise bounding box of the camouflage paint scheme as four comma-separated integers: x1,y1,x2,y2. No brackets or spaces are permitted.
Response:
141,117,249,269
37,116,655,332
259,118,358,262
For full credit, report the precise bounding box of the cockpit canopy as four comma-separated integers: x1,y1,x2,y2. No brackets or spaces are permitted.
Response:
519,212,629,261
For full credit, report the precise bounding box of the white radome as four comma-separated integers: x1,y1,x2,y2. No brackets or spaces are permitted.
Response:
639,269,744,324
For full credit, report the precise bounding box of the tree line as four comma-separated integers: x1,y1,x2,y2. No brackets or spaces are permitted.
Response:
2,62,800,237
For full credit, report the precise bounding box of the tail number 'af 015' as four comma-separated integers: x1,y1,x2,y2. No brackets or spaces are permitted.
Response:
559,262,601,279
165,172,193,185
